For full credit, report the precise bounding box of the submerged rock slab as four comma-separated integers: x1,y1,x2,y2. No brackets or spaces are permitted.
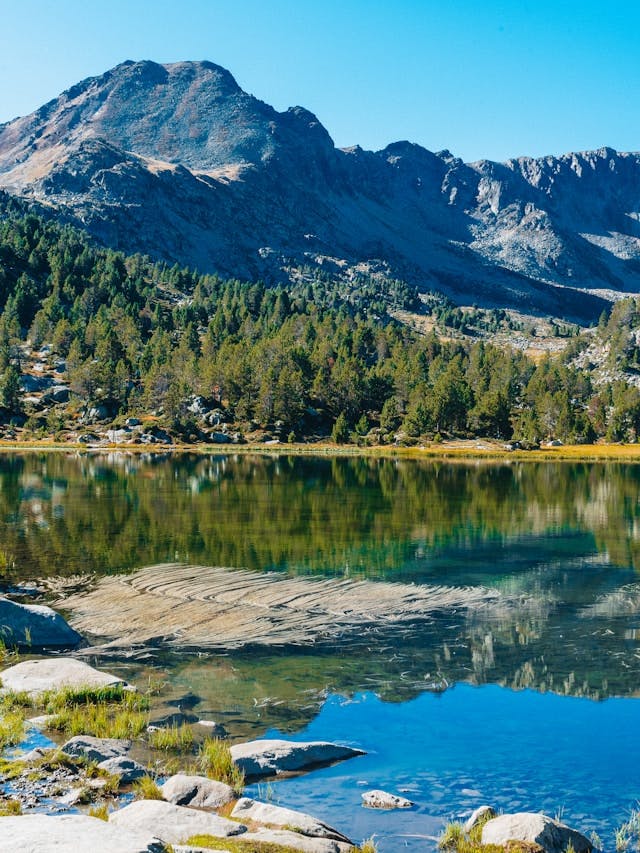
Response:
230,739,365,778
482,813,592,853
0,597,82,649
0,657,128,694
161,773,235,808
109,799,246,843
232,797,352,843
60,562,501,650
0,813,165,852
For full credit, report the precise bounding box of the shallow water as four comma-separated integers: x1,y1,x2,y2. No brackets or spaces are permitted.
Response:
2,451,640,848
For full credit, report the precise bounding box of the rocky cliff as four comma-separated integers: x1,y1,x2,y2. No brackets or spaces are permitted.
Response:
1,59,639,321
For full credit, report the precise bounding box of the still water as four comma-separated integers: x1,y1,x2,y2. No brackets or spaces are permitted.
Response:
1,451,640,849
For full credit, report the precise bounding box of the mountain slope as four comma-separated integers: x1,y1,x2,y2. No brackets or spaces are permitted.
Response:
1,59,639,322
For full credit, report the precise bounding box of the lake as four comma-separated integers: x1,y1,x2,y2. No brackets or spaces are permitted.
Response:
1,451,639,850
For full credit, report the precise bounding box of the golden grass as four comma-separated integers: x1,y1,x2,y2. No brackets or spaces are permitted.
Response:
198,737,244,794
133,774,164,800
147,723,194,752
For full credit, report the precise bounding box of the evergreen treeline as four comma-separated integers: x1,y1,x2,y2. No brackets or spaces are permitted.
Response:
1,192,640,445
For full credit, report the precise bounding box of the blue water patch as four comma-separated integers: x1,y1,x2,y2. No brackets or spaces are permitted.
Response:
247,685,640,851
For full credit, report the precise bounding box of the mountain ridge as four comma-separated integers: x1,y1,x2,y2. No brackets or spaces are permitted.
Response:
1,59,639,322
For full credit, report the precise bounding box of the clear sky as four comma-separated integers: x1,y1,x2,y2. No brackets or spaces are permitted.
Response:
1,0,639,163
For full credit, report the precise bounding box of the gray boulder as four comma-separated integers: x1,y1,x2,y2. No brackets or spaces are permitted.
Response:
62,735,131,763
0,657,128,695
0,814,165,852
482,813,592,853
97,755,147,783
109,799,246,844
232,797,352,844
161,773,234,808
361,789,414,809
0,597,82,649
464,804,496,833
240,829,353,852
230,739,365,778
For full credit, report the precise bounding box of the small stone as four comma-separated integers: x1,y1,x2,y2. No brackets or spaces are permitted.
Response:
231,798,352,844
97,756,147,783
62,736,131,763
0,658,129,695
230,739,365,779
482,813,592,853
161,774,234,808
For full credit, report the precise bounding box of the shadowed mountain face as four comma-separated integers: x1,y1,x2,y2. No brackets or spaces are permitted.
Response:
1,59,639,321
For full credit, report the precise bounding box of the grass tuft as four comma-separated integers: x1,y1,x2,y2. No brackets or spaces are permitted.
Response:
0,710,26,750
198,737,244,794
134,774,164,800
88,803,109,821
147,723,194,752
0,798,22,816
183,836,302,852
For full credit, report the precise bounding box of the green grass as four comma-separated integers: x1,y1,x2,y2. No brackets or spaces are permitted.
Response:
198,737,245,794
47,702,148,739
133,775,164,800
0,710,25,750
41,684,149,714
147,722,194,752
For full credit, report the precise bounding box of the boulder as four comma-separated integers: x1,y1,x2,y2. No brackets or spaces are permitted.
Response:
232,797,352,844
109,799,246,844
0,597,82,649
97,755,147,783
0,813,165,852
230,739,365,778
62,735,131,763
481,813,593,853
464,804,496,833
361,789,414,809
161,773,235,808
0,657,128,695
240,829,353,852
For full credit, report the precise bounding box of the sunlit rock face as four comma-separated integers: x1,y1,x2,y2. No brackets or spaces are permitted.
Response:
2,61,640,321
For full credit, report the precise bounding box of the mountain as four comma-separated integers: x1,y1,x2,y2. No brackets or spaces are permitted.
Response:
1,59,639,322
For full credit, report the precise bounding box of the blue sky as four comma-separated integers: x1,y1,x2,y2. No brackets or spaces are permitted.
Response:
1,0,638,162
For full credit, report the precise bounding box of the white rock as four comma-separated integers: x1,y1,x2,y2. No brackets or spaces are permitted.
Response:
482,812,592,853
232,797,352,843
62,735,131,763
361,789,414,809
230,739,365,778
463,804,496,833
241,829,353,852
161,773,235,808
109,799,246,843
0,597,82,648
0,813,165,852
0,657,128,695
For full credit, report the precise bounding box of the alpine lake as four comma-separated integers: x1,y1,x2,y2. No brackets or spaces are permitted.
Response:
2,451,640,851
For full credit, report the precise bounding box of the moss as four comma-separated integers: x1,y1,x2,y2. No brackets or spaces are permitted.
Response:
182,837,302,852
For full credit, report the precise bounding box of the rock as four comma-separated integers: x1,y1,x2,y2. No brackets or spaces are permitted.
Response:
161,773,234,808
232,797,352,843
230,739,365,778
464,804,497,833
361,789,414,809
0,597,82,649
26,715,58,729
20,745,51,762
109,799,247,843
97,755,147,783
481,813,592,853
196,719,228,736
62,735,131,763
0,657,129,695
0,813,165,852
240,829,352,852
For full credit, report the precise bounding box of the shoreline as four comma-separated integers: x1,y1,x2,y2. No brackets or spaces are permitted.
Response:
1,438,640,462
